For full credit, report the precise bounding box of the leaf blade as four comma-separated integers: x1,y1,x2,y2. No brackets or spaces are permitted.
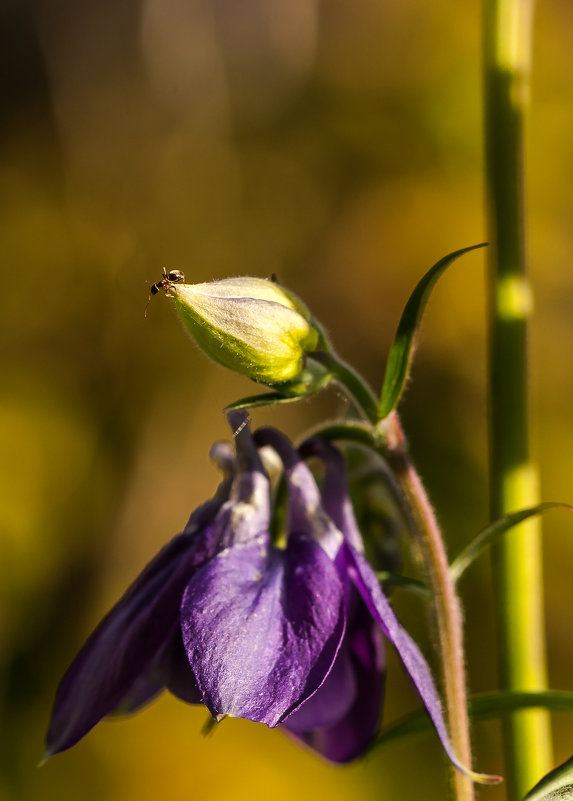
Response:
371,690,573,752
378,243,487,419
224,392,302,412
449,503,573,583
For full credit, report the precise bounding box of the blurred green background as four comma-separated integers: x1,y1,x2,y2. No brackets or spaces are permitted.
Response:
2,1,573,799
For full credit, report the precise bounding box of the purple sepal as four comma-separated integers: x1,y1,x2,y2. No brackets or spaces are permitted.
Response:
161,630,203,705
342,541,468,775
181,533,345,726
45,477,233,757
46,533,199,756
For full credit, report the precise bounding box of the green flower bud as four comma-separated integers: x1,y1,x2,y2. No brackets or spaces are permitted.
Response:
160,275,319,384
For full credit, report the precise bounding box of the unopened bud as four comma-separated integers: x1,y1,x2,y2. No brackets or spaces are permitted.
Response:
157,275,319,385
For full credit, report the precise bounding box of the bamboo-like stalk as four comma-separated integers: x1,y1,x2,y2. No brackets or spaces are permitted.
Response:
483,0,552,797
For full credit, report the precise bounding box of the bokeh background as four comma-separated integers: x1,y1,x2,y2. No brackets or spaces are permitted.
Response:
2,1,573,799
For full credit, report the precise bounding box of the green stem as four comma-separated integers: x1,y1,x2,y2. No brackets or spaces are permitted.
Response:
309,351,380,425
483,0,552,796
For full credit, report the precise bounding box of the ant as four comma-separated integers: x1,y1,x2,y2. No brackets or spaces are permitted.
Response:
150,268,186,295
145,268,186,316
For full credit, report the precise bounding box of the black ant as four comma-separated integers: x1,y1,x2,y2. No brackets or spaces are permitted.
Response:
145,269,186,316
151,268,186,295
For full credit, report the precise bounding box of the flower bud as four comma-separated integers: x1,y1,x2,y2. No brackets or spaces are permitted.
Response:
167,276,319,384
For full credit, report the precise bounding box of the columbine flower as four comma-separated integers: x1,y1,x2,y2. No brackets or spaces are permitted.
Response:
45,412,344,756
156,275,319,385
46,412,474,780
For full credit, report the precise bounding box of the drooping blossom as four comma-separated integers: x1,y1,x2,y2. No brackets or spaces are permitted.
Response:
46,412,481,781
45,412,342,756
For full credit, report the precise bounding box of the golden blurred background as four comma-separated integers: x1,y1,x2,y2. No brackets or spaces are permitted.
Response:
2,1,573,799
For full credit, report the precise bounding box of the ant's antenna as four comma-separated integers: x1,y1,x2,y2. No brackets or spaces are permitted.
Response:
144,281,153,318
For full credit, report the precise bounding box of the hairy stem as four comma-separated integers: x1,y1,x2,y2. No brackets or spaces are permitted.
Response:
381,412,474,801
313,366,476,798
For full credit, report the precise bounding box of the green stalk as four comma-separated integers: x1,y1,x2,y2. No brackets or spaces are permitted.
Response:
483,0,552,797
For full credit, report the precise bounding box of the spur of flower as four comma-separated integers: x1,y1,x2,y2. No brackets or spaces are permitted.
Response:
46,412,472,775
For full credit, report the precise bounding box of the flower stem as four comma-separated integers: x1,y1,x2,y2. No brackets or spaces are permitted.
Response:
380,412,475,801
483,0,552,796
313,359,476,798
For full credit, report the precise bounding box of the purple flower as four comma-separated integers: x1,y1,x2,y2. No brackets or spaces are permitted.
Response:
46,412,475,779
45,414,344,756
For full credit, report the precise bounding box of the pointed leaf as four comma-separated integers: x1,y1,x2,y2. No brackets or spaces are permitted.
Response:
376,571,429,596
523,756,573,800
379,243,487,419
224,392,301,412
450,503,573,583
224,366,332,412
371,690,573,751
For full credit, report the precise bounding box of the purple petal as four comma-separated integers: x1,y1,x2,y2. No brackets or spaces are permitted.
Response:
109,627,203,713
254,428,342,558
342,542,475,778
215,471,271,549
181,533,345,726
286,462,342,559
300,437,364,553
108,648,166,716
113,628,203,709
283,592,385,763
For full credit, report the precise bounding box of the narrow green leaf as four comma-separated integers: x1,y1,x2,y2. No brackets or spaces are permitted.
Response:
450,503,573,583
224,391,304,412
376,571,428,596
378,243,487,419
224,360,333,413
371,691,573,752
523,756,573,801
